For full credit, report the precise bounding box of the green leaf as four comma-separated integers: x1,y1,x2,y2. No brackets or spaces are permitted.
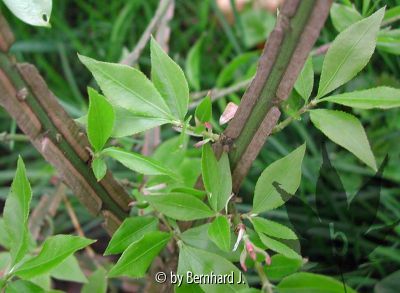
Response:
317,8,385,98
258,234,301,260
330,3,362,32
146,193,214,221
320,87,400,109
179,244,248,292
5,280,46,293
108,231,171,278
377,29,400,55
202,144,232,212
87,88,115,152
383,6,400,25
3,157,32,265
208,216,231,252
82,267,107,293
78,55,174,121
294,57,314,101
180,224,241,262
0,218,11,250
374,270,400,293
105,216,158,255
150,37,189,121
252,144,305,213
92,157,107,181
170,187,206,200
3,0,52,27
265,254,302,281
113,106,169,137
251,217,297,240
101,147,177,178
14,235,95,279
195,96,212,123
49,255,87,283
185,37,203,90
277,272,357,293
309,109,377,170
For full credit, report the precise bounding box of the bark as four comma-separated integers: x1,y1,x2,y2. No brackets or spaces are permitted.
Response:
0,14,131,235
215,0,333,191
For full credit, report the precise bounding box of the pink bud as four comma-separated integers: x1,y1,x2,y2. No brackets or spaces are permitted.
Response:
204,122,212,130
219,102,238,125
240,248,247,272
194,139,210,148
245,240,256,260
265,254,271,266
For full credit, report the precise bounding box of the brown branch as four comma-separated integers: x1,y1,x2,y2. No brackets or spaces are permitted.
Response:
216,0,332,191
0,13,131,235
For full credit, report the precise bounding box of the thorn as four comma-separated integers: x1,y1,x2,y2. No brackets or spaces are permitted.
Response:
16,87,28,101
55,133,62,143
41,137,50,152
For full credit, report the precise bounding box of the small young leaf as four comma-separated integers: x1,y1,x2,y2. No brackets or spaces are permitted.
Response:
82,267,107,293
202,144,232,212
3,157,32,265
101,147,177,178
49,255,87,283
251,217,297,240
195,96,212,123
319,87,400,109
330,3,362,32
309,109,377,170
87,88,115,152
108,231,171,278
3,0,52,27
92,157,107,181
146,193,214,221
277,272,357,293
258,234,301,260
78,55,174,121
208,216,231,252
105,217,158,255
179,244,248,292
265,254,302,281
185,37,203,90
252,144,305,214
294,57,314,101
14,235,95,279
317,8,385,98
150,37,189,121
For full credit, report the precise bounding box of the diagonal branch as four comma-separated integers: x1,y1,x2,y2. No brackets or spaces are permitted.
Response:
0,14,131,235
214,0,332,192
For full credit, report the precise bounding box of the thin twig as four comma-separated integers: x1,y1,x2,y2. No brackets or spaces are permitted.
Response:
190,78,252,106
29,183,65,240
142,0,175,156
121,0,172,66
63,194,97,259
0,132,29,142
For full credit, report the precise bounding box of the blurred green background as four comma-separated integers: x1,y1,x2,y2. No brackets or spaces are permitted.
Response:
0,0,399,291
